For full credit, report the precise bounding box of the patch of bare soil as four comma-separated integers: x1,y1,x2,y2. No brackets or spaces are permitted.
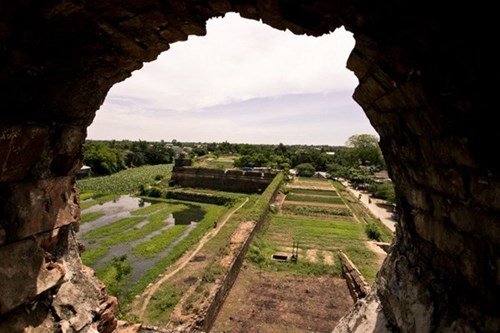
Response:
213,266,354,333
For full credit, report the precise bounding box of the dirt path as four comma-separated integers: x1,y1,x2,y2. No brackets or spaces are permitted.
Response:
340,180,396,232
137,197,249,320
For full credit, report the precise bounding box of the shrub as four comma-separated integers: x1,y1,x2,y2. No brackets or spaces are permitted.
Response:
295,163,316,177
154,174,164,181
365,222,382,241
369,182,396,204
148,187,163,198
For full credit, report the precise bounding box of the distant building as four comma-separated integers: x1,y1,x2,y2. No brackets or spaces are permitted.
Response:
326,152,336,156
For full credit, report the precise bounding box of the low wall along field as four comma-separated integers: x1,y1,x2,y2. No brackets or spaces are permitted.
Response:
171,166,275,193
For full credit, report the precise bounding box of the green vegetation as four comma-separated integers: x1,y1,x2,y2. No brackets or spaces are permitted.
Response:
123,203,228,304
332,181,394,243
80,211,105,224
295,163,316,177
281,204,352,217
132,225,187,258
97,255,132,297
285,193,343,204
248,214,380,282
288,188,337,196
84,140,175,176
365,222,382,241
248,173,283,221
83,216,145,241
144,282,184,325
78,164,172,194
369,182,396,204
84,142,126,175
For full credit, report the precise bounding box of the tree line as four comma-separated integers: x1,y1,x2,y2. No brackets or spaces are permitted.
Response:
83,140,175,175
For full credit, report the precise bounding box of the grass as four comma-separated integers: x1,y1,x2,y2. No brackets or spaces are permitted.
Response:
332,181,394,243
285,193,344,204
96,255,132,298
80,198,228,306
80,211,105,224
81,245,108,266
143,282,184,326
281,204,352,217
101,208,185,246
288,188,338,196
78,164,173,194
132,225,187,258
83,216,145,241
141,177,282,323
247,212,380,283
123,203,228,304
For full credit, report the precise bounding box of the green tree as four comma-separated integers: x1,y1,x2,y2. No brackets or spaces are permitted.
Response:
83,142,125,175
295,163,316,177
345,134,385,169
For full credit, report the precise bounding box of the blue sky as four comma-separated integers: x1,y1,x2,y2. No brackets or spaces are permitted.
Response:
88,13,377,145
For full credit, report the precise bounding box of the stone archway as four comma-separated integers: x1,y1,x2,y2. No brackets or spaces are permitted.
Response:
0,1,492,332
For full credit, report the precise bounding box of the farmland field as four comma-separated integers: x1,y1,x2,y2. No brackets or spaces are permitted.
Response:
79,196,229,304
288,188,338,196
214,177,385,332
78,164,172,194
285,193,344,204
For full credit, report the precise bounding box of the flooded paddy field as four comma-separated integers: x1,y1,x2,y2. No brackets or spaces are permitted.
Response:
78,194,229,304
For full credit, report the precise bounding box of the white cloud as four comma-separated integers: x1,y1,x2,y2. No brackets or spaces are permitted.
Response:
89,13,376,144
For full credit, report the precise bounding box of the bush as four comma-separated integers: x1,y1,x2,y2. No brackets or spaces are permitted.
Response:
365,222,382,241
369,182,396,204
148,187,163,198
295,163,316,177
154,174,164,181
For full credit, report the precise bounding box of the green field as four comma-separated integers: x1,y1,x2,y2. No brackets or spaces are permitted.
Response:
288,188,338,197
78,164,172,194
248,214,379,282
332,181,394,243
285,193,344,204
80,198,229,304
281,204,352,217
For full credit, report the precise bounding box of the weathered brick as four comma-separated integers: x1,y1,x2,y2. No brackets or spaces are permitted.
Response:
0,238,65,315
0,125,49,182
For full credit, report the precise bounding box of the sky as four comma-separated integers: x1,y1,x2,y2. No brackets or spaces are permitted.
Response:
88,13,377,145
